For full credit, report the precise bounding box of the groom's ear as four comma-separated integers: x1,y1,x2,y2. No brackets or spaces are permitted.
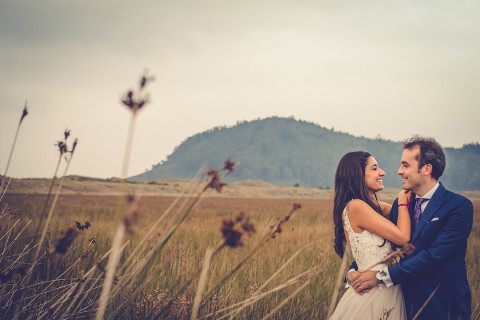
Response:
422,163,433,176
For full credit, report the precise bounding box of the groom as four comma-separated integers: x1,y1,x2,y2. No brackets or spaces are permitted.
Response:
349,136,473,320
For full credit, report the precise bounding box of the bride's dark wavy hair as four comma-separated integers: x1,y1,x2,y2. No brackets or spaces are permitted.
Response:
333,151,383,257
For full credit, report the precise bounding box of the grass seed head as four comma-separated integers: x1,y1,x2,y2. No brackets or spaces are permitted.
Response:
221,211,256,248
70,138,78,154
139,73,155,89
241,216,256,236
50,227,79,254
123,194,141,236
81,247,94,260
204,169,226,193
221,220,243,248
75,220,92,231
0,267,25,283
292,203,302,211
80,237,96,260
122,72,154,113
223,159,235,173
270,202,302,238
64,128,71,141
56,141,67,155
20,100,28,124
381,243,416,266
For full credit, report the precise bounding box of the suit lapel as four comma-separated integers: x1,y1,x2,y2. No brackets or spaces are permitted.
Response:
412,183,447,242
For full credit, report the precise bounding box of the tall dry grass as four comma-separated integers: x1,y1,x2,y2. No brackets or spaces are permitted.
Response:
2,192,479,319
1,193,334,319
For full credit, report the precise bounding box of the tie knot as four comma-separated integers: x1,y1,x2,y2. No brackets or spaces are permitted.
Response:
416,198,429,206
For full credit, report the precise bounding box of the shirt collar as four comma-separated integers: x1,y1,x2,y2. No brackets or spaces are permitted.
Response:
416,182,440,200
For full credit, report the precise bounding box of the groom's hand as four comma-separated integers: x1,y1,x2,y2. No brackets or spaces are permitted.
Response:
351,270,378,295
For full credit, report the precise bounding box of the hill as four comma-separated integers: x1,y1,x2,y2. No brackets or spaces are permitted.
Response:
130,117,480,191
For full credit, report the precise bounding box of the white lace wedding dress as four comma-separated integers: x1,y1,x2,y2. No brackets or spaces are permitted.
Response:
329,206,406,320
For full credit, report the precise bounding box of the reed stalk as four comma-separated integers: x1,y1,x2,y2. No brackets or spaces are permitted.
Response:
20,239,92,317
29,140,77,277
110,169,206,293
96,223,126,320
203,266,321,320
326,243,350,318
191,247,213,320
111,166,233,319
0,179,11,203
96,73,153,320
110,188,208,319
411,283,441,320
63,242,128,319
225,243,314,320
0,101,28,193
260,269,320,320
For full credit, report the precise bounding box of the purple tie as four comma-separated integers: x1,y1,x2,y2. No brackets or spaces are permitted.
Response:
413,198,428,227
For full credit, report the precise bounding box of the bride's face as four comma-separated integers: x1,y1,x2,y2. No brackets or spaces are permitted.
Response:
364,156,385,194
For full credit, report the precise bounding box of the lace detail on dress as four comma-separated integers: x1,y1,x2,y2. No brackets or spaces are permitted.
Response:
342,205,392,272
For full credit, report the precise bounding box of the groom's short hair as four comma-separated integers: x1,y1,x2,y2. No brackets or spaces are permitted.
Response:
402,135,446,180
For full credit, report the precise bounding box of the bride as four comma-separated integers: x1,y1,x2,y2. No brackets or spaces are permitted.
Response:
329,151,411,320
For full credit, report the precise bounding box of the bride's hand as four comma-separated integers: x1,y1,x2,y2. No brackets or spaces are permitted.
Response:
351,270,378,295
398,189,411,206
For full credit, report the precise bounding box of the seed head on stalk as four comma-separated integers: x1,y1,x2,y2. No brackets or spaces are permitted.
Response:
223,159,236,174
221,211,256,248
26,129,78,278
123,194,142,237
20,101,28,124
1,100,29,192
6,126,79,320
49,227,79,255
119,71,154,179
121,71,154,115
75,221,92,231
196,202,302,313
203,160,236,193
204,170,226,193
96,72,154,320
270,202,302,238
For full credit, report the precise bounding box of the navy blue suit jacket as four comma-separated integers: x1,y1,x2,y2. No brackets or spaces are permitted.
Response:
389,183,473,320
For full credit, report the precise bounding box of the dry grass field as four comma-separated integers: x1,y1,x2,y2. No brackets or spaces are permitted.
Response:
1,177,479,319
4,176,335,198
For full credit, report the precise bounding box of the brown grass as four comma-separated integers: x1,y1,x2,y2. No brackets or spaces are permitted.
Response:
3,176,385,198
2,180,479,319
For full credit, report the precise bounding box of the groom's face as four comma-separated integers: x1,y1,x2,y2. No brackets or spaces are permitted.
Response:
398,147,423,193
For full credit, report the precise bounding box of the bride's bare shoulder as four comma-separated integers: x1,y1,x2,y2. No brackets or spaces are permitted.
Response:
347,199,368,210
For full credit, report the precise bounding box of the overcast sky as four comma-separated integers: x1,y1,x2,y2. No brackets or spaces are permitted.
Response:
1,0,479,179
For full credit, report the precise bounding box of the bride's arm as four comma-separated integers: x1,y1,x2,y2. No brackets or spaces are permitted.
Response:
348,196,411,246
378,201,392,218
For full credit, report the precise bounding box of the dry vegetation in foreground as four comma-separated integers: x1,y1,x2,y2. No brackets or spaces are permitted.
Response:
1,192,332,319
2,188,479,319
